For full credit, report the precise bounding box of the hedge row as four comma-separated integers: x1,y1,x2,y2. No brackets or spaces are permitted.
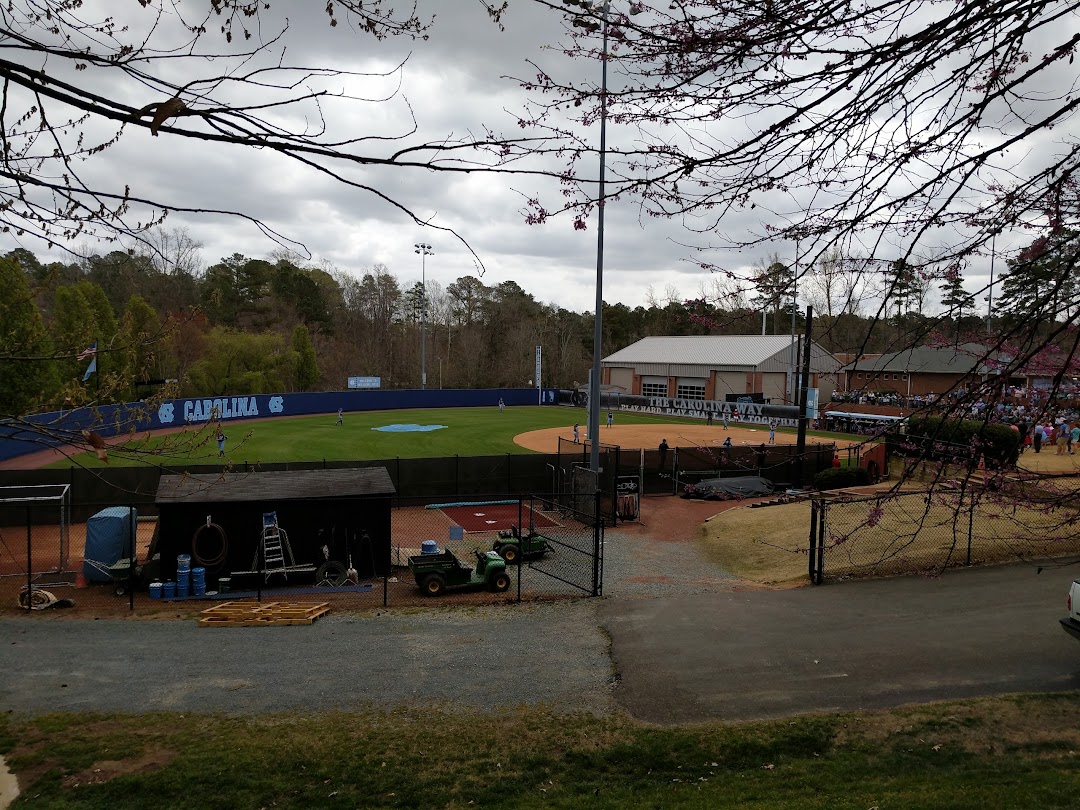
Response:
813,466,871,490
901,415,1021,466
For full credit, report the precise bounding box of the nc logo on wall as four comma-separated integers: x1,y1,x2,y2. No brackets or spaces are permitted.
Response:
158,403,175,424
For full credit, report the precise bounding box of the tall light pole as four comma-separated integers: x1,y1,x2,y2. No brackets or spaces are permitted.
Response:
789,247,798,404
569,0,640,478
586,3,610,478
414,242,433,390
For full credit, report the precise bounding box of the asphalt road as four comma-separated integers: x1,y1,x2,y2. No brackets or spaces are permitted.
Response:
601,562,1080,723
1,563,1077,722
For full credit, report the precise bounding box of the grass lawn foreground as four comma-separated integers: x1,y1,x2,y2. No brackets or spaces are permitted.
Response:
1,694,1078,808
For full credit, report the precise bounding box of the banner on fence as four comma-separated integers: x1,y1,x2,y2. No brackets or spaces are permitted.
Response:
622,396,798,426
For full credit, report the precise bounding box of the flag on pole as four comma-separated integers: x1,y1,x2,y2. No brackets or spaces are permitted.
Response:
80,342,97,382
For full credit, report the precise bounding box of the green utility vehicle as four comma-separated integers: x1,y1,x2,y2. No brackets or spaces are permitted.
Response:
408,549,511,596
493,527,553,564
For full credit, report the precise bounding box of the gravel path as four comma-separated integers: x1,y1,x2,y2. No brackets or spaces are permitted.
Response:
0,497,760,719
602,530,741,598
0,601,616,717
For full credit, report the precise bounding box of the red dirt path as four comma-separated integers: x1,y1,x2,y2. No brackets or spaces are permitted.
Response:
440,504,558,533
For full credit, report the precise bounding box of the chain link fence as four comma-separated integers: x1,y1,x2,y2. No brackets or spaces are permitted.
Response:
809,475,1080,583
0,492,603,618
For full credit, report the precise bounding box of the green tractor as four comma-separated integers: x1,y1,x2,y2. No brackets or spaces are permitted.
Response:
493,527,553,564
409,549,511,596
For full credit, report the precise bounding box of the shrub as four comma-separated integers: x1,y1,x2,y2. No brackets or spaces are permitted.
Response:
813,466,871,490
903,415,1021,466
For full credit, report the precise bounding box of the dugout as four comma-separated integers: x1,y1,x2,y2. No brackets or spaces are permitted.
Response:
154,468,394,586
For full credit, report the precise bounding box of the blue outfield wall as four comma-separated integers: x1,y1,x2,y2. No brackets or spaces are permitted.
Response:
0,387,561,463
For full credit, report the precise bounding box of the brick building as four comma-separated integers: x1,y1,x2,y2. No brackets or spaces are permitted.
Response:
840,343,993,397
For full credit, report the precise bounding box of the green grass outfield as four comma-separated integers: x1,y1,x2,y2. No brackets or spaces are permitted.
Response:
50,406,711,468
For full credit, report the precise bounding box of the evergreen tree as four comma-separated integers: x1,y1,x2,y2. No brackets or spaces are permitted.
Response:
76,280,119,382
118,295,162,397
0,258,58,414
997,230,1080,328
51,285,97,384
939,273,976,335
886,259,919,319
750,258,793,334
291,324,319,392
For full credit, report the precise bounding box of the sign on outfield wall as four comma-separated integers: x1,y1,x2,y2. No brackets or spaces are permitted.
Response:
348,376,382,389
623,397,799,426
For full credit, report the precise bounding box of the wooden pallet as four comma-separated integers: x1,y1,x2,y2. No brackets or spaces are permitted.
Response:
197,601,331,628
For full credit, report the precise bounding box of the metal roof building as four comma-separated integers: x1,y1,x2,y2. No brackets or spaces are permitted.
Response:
839,343,996,397
602,335,841,405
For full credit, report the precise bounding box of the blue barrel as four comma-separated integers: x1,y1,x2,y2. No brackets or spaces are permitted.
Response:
148,582,162,600
163,581,176,599
192,567,206,596
177,554,191,572
177,582,190,599
217,577,231,594
421,540,439,555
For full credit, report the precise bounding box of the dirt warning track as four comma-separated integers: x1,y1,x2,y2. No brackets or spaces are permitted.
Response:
513,423,854,454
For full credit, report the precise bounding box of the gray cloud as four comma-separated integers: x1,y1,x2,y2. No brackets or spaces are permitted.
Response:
4,0,1076,316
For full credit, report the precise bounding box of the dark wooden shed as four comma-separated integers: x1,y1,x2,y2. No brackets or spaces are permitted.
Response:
154,468,394,586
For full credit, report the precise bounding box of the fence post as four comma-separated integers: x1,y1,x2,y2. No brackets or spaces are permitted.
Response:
816,501,826,584
592,489,602,597
256,531,263,604
808,499,818,583
128,505,136,611
25,505,32,612
517,497,524,603
966,492,975,566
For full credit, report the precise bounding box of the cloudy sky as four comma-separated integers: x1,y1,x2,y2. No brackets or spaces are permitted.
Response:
0,0,1056,315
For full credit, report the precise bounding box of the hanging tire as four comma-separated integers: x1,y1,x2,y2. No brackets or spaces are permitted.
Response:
422,574,446,596
316,561,348,586
500,544,519,564
491,572,511,593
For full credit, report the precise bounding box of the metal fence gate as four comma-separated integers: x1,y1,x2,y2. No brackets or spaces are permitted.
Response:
809,482,1080,584
524,494,604,596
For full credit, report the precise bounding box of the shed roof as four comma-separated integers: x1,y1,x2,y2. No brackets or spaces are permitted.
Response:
155,468,395,504
604,335,806,367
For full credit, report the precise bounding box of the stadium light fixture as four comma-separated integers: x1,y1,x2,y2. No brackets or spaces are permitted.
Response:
414,242,434,390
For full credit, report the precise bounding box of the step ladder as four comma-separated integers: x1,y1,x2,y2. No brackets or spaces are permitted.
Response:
254,512,296,581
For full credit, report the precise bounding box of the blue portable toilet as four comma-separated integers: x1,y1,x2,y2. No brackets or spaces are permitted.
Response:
83,507,137,582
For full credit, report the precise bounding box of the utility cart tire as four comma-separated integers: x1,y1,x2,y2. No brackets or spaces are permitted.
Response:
422,574,446,596
500,544,519,564
491,572,511,593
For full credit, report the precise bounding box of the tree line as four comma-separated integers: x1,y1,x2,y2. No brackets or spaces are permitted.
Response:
5,226,1069,419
